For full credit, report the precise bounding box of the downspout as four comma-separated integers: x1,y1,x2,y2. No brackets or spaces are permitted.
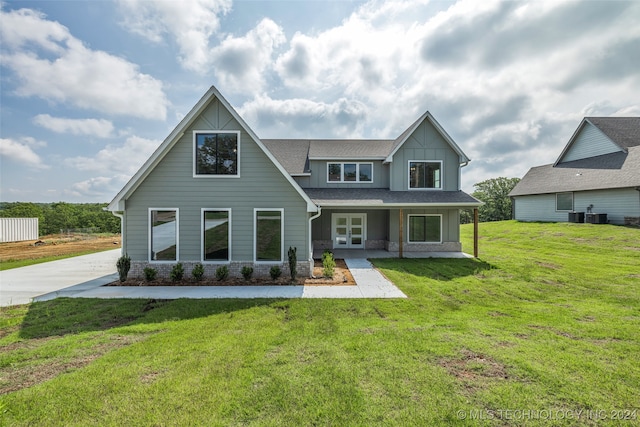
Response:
111,211,125,256
308,207,322,277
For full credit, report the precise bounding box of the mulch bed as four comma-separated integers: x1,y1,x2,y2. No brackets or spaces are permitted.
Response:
106,259,356,287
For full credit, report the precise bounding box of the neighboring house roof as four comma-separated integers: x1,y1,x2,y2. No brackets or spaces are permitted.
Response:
510,145,640,196
108,86,318,212
305,188,482,207
587,117,640,149
555,117,640,165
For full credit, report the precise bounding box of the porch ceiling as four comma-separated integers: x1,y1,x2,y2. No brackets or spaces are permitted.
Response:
304,188,482,208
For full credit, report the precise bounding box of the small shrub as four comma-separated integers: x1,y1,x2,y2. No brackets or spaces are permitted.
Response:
170,263,184,282
143,267,157,282
116,254,131,282
270,265,282,280
288,246,297,280
322,250,335,278
192,263,205,281
241,266,253,281
215,265,229,281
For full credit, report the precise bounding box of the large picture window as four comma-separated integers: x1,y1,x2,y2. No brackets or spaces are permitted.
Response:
409,161,442,189
408,214,441,243
194,131,239,176
150,209,178,261
327,162,373,183
556,192,574,211
254,209,283,262
202,209,230,262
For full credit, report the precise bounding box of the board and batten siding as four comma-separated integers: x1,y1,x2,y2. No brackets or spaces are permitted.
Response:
560,122,621,163
513,188,640,225
296,160,389,189
123,97,309,262
389,120,460,191
0,218,39,243
389,208,461,250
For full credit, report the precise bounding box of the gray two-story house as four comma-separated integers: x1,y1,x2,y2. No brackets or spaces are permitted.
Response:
108,86,481,278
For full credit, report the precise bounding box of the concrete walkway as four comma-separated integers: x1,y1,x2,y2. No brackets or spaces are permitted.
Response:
1,249,120,307
1,249,407,305
52,257,406,301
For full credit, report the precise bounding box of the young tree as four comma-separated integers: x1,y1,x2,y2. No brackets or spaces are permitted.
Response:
472,177,521,222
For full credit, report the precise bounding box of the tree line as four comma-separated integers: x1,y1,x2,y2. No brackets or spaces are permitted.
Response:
462,177,521,223
0,202,120,235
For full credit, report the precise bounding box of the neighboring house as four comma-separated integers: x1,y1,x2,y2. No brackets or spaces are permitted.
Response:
108,86,481,278
509,117,640,225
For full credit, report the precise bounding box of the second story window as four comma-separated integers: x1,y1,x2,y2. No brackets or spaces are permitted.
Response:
409,161,442,189
327,162,373,183
194,131,239,176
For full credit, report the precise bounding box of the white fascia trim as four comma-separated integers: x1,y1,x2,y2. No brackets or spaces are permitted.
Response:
148,208,179,263
253,208,285,263
385,112,471,164
108,86,318,213
315,202,484,208
201,208,232,263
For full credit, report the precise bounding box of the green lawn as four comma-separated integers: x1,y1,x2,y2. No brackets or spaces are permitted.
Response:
1,221,639,426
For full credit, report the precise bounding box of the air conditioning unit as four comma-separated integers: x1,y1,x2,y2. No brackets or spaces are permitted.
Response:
585,213,607,224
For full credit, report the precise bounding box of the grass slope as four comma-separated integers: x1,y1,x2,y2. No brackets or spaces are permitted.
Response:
1,221,638,426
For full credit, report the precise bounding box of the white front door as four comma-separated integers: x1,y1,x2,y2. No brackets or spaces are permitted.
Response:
332,214,366,249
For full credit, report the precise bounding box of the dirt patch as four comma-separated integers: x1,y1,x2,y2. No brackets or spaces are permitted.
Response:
107,259,356,287
439,349,510,382
0,234,120,262
0,333,146,395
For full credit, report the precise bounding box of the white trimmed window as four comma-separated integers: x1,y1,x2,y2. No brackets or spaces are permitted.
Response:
194,131,239,176
409,161,442,189
556,192,574,211
202,209,231,262
254,209,284,262
408,214,442,243
327,162,373,183
149,209,178,261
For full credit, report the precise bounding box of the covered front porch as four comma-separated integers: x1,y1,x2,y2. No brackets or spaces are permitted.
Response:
305,188,481,258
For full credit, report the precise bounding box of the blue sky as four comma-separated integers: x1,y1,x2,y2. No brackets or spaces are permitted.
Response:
1,0,639,203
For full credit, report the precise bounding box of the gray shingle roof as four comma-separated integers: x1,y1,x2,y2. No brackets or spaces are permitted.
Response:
509,146,640,196
588,117,640,149
304,188,482,207
261,139,310,175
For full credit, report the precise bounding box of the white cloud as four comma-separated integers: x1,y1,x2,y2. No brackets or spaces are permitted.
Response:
0,6,169,120
33,114,114,138
67,175,130,199
240,94,368,138
118,0,232,71
65,136,161,175
0,137,49,170
210,18,286,93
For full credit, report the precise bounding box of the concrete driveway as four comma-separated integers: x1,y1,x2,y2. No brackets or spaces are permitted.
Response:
0,249,120,307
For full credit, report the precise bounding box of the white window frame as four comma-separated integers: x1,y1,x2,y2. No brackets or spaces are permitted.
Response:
193,130,241,178
253,208,284,263
408,160,443,190
556,192,574,212
326,162,374,183
201,208,232,263
407,214,442,244
148,208,179,263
